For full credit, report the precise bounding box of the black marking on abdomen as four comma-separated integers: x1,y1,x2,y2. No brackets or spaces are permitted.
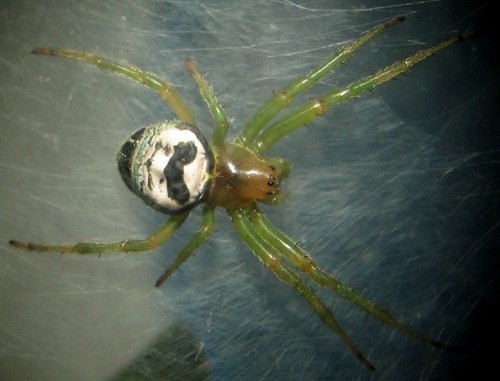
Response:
164,141,197,204
118,128,146,182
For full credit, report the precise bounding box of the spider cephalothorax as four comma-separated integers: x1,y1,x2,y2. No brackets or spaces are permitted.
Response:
10,17,471,370
206,143,288,210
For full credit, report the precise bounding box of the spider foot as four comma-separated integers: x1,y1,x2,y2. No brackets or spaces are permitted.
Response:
9,239,34,250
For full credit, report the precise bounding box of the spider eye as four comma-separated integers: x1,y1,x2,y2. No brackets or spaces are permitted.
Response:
117,121,214,214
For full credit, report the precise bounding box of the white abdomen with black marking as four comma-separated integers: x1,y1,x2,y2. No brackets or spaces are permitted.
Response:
118,121,214,214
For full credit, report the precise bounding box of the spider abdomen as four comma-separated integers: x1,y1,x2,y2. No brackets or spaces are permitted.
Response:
117,121,214,214
208,143,285,210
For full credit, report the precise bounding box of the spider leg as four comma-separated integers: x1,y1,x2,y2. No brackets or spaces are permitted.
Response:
253,31,473,154
31,48,196,125
237,17,405,146
244,203,448,349
186,59,229,145
9,212,189,254
229,206,376,371
155,206,216,287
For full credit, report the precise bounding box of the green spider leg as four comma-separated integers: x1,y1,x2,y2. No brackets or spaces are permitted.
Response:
154,206,216,287
237,17,405,147
9,211,189,254
10,210,195,290
252,31,472,154
9,206,215,287
244,202,448,349
186,59,229,145
229,206,376,370
31,48,197,125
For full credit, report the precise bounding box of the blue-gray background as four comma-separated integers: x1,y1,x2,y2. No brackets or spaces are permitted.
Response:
1,1,497,380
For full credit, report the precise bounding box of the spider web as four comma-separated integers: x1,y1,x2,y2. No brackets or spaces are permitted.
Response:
0,1,497,380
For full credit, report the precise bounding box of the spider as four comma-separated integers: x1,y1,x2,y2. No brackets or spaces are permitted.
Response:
9,17,471,370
